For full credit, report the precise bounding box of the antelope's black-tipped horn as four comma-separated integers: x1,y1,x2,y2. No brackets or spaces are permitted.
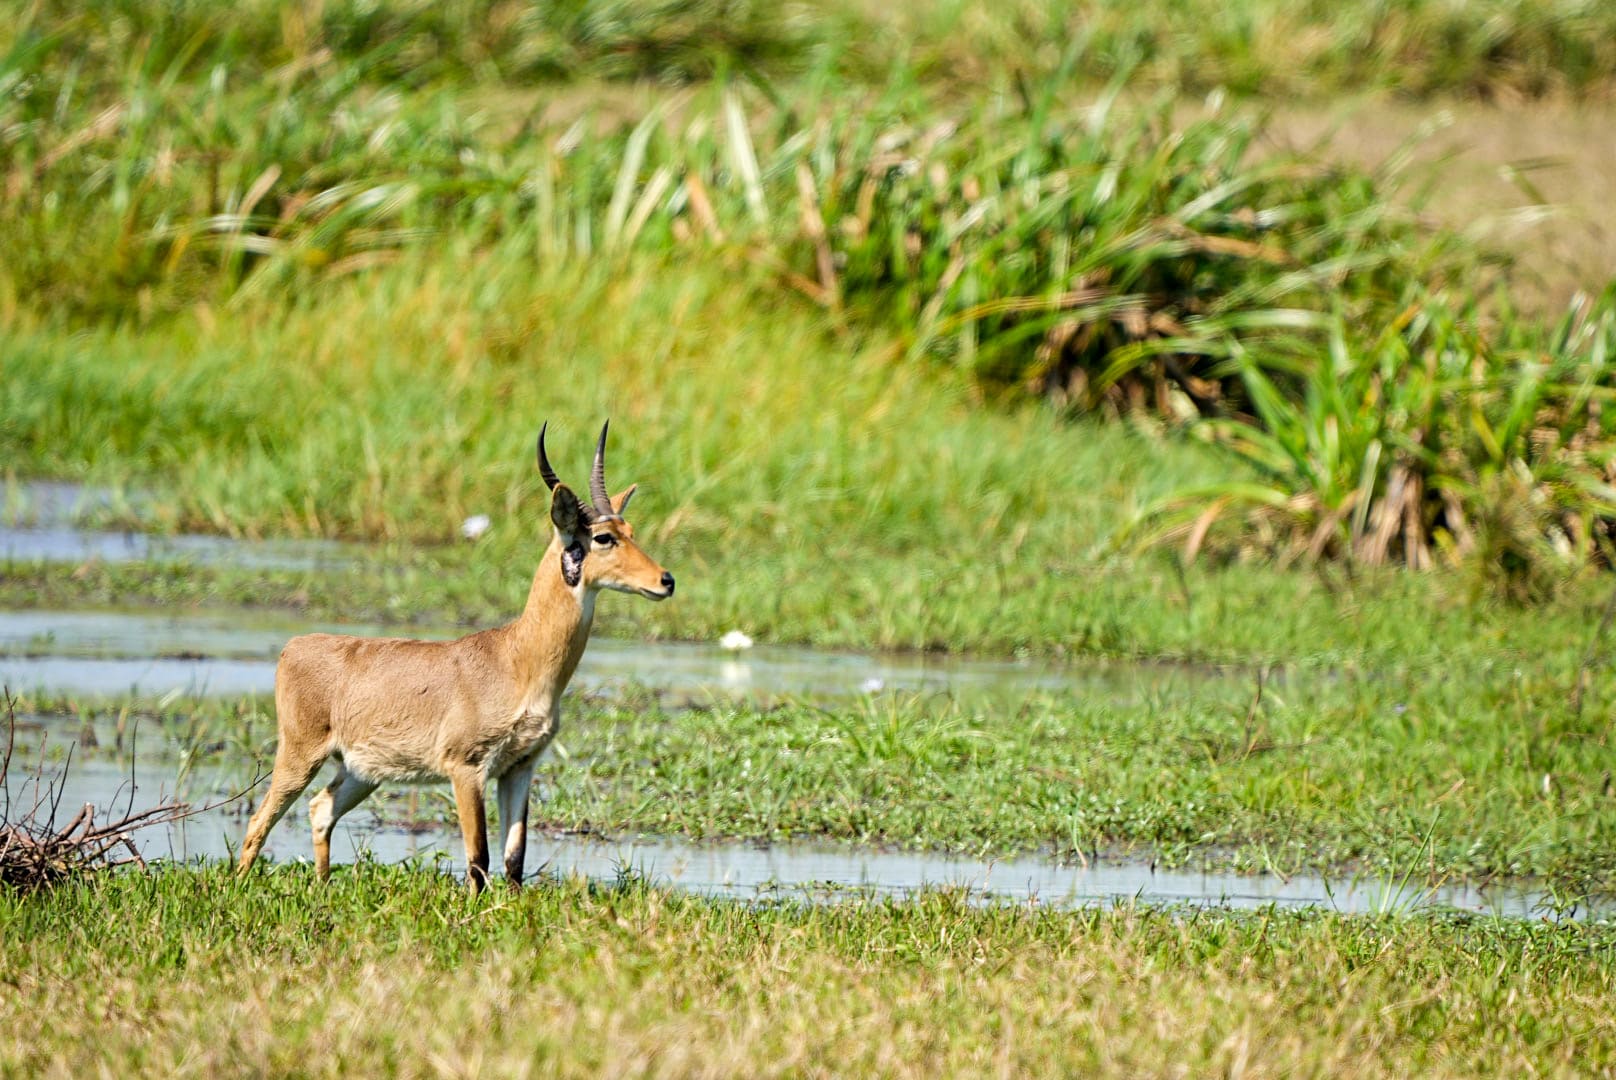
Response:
589,419,617,520
536,422,562,492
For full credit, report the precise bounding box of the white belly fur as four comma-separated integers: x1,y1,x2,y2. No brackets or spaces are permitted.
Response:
334,707,559,785
334,743,446,785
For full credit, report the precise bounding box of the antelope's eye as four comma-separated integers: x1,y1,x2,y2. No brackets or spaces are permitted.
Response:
592,533,616,546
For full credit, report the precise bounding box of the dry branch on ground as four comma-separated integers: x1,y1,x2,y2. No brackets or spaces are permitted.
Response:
0,690,250,891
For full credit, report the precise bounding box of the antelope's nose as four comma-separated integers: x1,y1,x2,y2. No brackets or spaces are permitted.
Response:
661,571,676,595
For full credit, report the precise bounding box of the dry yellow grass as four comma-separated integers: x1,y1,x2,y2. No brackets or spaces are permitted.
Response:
4,870,1615,1078
1267,97,1616,313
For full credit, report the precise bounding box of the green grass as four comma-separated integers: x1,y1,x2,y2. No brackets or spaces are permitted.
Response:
3,866,1614,1076
543,676,1616,885
3,545,1609,670
1,10,1475,377
2,0,1614,894
7,0,1616,587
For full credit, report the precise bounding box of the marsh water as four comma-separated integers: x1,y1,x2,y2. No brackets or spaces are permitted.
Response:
0,480,352,570
4,715,1585,918
0,608,1229,703
0,481,1594,918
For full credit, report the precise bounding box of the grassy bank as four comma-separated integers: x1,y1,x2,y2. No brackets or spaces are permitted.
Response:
12,548,1609,667
2,866,1613,1076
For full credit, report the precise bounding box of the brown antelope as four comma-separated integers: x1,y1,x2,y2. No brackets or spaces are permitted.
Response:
235,422,674,892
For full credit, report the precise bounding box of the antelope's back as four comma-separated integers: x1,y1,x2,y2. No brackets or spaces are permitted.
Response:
275,631,508,746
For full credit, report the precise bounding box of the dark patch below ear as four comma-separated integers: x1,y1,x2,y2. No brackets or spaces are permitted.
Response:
561,541,585,587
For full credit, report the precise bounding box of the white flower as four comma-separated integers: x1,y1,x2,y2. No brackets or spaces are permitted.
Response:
859,677,885,694
460,514,491,540
719,630,754,651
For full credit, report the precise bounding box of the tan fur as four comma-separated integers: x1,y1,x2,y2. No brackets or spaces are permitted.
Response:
236,478,670,893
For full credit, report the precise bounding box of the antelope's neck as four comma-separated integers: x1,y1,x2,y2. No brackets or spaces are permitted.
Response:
505,539,596,707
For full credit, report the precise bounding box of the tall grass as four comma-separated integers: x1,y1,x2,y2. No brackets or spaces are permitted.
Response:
4,0,1616,591
1123,288,1616,591
14,0,817,86
0,255,1218,576
0,18,1469,396
19,256,1606,666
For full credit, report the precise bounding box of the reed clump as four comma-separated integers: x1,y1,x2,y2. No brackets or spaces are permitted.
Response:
1122,288,1616,588
0,25,1464,400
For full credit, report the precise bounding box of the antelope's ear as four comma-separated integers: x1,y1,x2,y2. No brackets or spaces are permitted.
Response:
609,484,637,516
550,484,587,541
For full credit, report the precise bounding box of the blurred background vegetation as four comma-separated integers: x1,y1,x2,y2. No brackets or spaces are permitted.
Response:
3,0,1615,613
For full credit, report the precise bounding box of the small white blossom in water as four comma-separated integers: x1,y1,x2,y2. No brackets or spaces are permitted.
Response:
719,630,754,651
460,514,491,540
860,677,885,694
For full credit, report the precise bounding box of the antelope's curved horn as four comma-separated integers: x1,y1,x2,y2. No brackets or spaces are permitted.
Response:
589,420,617,520
536,422,562,492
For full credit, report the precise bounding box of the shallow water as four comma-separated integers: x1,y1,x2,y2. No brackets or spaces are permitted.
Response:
0,481,351,570
0,609,343,660
0,608,1237,703
2,731,1590,919
0,479,1252,702
0,481,140,528
0,525,352,571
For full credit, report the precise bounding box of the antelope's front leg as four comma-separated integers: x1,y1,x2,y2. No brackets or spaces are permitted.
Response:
449,769,491,895
496,753,539,888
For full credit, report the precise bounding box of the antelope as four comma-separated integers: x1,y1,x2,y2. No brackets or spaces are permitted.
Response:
235,422,674,892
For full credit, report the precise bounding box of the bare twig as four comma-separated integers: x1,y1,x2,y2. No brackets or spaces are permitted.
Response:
1,688,14,821
1,690,260,891
1242,668,1267,758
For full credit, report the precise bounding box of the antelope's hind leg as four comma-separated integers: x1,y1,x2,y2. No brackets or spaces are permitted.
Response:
309,763,380,881
237,745,327,875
